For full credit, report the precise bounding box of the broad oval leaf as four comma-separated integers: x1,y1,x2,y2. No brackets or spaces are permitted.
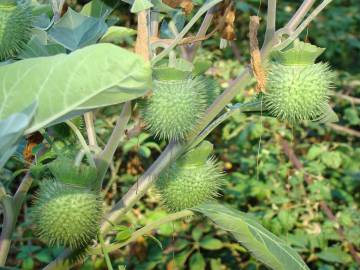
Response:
194,203,310,270
0,44,151,134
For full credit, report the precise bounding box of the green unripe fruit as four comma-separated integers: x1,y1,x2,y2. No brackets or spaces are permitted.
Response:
155,141,223,211
0,0,32,60
32,180,102,249
264,40,333,123
142,77,207,141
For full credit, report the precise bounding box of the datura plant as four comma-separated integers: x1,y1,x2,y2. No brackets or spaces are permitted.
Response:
0,0,345,270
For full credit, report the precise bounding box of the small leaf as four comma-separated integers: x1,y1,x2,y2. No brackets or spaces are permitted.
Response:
316,246,352,264
199,236,224,250
115,226,133,242
130,0,154,13
306,145,324,160
19,36,66,59
100,26,137,44
191,227,203,242
321,151,342,169
189,252,206,270
81,0,113,17
48,8,108,51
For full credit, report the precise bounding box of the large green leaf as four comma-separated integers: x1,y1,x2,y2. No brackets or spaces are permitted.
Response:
194,203,310,270
0,103,37,169
48,8,108,51
0,43,151,134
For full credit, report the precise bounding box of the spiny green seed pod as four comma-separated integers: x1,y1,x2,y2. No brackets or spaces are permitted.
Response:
264,40,333,123
155,141,223,211
141,77,207,141
32,180,102,249
0,0,32,60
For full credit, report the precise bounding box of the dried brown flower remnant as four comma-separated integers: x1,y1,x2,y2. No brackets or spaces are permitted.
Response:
23,132,43,163
249,16,266,93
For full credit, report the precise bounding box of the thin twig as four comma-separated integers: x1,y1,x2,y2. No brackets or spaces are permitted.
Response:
66,120,96,167
93,210,193,255
326,123,360,138
285,0,316,32
151,0,223,64
331,91,360,105
280,140,360,266
187,7,217,61
264,0,277,44
84,112,98,147
275,0,333,51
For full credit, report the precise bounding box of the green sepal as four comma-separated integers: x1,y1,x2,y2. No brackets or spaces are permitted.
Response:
271,39,325,65
180,141,213,167
47,158,98,189
153,58,194,81
193,59,212,76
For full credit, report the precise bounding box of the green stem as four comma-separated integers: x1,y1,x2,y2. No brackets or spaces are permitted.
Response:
0,186,15,266
284,0,316,31
96,102,132,189
275,0,333,51
84,112,98,147
0,172,33,266
93,210,193,255
98,234,113,270
188,101,263,149
264,0,277,45
65,120,96,167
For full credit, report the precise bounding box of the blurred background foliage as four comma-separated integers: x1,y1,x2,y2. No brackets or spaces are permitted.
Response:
2,0,360,269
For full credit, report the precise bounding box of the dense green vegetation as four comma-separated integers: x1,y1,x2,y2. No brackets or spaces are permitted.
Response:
0,0,359,269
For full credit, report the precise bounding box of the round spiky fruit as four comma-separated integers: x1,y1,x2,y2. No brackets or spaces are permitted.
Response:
141,77,208,141
264,40,333,123
155,141,223,211
0,0,32,60
32,180,102,249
